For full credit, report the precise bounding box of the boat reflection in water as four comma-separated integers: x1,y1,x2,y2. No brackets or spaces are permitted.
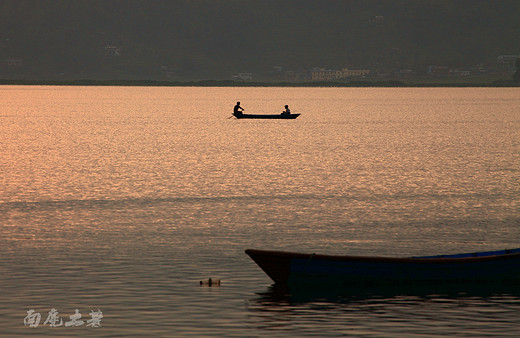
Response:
248,277,520,336
253,279,520,306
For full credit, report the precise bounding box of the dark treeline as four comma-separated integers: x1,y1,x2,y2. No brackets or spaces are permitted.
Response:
1,0,519,80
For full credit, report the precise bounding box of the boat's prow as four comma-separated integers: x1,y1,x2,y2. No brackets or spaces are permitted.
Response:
245,249,294,284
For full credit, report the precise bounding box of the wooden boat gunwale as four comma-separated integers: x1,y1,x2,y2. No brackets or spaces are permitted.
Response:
246,248,520,264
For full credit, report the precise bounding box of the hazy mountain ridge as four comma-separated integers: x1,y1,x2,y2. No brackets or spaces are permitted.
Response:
1,0,519,80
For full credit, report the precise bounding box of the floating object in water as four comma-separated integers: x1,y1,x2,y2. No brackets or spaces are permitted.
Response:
200,278,221,286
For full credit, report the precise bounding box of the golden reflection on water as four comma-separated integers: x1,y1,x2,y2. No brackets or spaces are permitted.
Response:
2,86,519,203
1,86,519,250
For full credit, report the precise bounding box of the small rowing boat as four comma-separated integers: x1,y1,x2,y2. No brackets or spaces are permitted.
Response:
234,113,300,119
245,248,520,286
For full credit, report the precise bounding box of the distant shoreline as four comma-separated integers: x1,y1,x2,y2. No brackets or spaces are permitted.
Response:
1,79,519,87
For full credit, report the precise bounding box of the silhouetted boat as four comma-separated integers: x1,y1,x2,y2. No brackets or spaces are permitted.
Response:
245,248,520,286
234,113,300,119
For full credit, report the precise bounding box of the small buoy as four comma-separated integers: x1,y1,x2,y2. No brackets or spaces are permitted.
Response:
200,278,221,286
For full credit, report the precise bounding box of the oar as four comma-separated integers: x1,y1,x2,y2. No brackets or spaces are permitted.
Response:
228,109,245,119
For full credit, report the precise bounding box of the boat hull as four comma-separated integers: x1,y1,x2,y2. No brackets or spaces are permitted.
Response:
245,248,520,286
234,113,300,119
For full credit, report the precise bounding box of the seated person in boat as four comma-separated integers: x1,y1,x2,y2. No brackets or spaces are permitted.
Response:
281,105,291,115
234,102,244,116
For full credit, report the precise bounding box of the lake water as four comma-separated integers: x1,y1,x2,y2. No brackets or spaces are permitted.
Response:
0,86,519,336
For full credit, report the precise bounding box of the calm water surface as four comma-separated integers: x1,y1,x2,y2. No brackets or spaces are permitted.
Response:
0,86,519,336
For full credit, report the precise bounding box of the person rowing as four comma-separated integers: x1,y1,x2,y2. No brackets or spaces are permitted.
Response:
281,105,291,115
233,102,244,117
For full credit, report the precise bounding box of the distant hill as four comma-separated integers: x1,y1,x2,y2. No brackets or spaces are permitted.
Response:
1,0,519,81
